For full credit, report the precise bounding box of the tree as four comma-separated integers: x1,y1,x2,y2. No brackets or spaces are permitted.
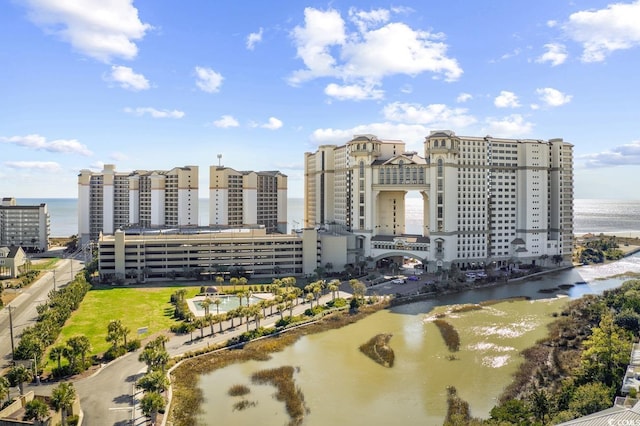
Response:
568,382,613,416
530,388,550,423
137,370,170,394
24,398,50,424
139,346,170,373
489,399,531,425
49,345,66,370
580,312,632,386
213,297,222,315
201,297,212,316
349,279,366,305
66,335,91,369
51,382,76,426
8,364,33,395
141,391,165,425
0,376,11,406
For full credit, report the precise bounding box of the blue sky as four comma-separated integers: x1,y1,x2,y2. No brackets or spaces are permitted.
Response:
1,0,640,199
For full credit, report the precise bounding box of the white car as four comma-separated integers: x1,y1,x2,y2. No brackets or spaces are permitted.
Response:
392,278,405,284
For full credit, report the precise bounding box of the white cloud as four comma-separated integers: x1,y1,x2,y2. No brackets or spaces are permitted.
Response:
383,102,477,128
348,7,390,32
483,114,533,137
247,27,263,50
261,117,283,130
494,91,521,108
110,152,129,161
564,1,640,62
124,107,184,118
456,93,472,103
0,134,92,156
310,122,428,150
23,0,151,62
536,43,568,66
547,20,558,28
324,82,384,100
582,140,640,167
213,115,240,128
108,65,150,91
289,7,462,95
536,88,572,107
195,66,223,93
3,161,62,172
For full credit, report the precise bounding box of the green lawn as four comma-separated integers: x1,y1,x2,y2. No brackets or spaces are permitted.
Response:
54,284,202,358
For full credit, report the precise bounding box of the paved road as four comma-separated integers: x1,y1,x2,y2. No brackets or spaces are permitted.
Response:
0,258,81,369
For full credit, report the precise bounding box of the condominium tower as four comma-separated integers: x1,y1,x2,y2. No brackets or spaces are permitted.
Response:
209,166,287,233
78,164,199,243
0,197,50,252
304,130,574,272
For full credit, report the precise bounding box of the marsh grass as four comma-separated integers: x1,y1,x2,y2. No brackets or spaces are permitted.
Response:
433,319,460,352
232,400,257,411
168,304,385,426
479,296,530,306
228,384,250,397
450,304,482,314
251,366,308,424
443,386,482,425
359,333,394,367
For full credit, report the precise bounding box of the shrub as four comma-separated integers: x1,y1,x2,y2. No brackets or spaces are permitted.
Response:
103,346,127,361
126,339,141,352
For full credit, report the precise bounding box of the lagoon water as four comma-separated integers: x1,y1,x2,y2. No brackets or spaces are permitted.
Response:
197,255,640,425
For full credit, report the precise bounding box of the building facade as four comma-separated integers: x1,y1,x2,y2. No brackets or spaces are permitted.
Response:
304,130,574,272
98,227,314,281
0,197,50,252
209,166,287,233
78,165,199,243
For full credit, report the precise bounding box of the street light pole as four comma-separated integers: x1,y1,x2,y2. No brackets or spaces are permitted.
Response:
52,269,56,292
7,305,15,360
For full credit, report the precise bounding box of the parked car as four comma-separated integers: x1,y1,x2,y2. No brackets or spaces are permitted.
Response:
392,278,406,284
407,276,419,281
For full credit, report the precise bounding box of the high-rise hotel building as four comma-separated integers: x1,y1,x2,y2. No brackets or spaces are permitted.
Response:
78,165,199,242
209,166,288,233
304,130,573,272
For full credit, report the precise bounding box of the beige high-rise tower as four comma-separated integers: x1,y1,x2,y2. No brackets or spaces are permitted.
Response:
304,131,574,272
209,166,287,233
78,165,199,242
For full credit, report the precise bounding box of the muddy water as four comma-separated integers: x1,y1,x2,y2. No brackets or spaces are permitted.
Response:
198,256,640,425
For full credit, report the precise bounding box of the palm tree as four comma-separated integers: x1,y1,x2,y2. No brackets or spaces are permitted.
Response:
153,335,169,350
8,364,33,395
215,275,224,287
201,297,212,316
204,313,215,336
245,290,253,306
136,370,170,393
213,297,222,315
215,313,226,333
66,335,91,369
51,382,76,426
253,306,263,329
237,291,244,307
140,391,165,425
230,277,239,292
328,280,339,302
239,276,248,289
277,303,285,321
0,376,11,406
49,345,66,371
24,398,50,424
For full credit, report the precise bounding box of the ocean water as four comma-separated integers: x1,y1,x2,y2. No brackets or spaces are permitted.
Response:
17,198,640,238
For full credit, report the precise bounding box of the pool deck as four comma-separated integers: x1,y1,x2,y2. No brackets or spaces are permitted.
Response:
186,293,274,317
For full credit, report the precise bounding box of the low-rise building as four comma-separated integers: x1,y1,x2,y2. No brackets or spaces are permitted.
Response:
0,246,26,278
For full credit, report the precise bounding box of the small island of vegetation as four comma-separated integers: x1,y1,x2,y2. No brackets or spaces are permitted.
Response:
359,333,395,367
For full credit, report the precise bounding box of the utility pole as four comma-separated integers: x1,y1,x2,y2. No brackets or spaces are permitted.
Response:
52,269,56,292
8,305,15,360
